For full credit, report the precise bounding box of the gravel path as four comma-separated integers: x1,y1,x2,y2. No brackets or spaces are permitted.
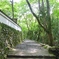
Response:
7,39,55,59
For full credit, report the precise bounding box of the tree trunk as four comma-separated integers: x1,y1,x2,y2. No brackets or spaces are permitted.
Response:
11,0,14,19
26,0,54,46
46,0,53,46
47,32,53,46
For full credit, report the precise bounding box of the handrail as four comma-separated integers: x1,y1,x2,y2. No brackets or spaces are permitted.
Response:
0,10,21,31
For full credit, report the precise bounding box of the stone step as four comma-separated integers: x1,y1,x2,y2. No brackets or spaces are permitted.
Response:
7,40,56,59
7,55,56,59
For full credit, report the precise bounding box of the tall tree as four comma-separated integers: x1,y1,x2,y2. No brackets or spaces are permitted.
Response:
26,0,53,46
46,0,53,46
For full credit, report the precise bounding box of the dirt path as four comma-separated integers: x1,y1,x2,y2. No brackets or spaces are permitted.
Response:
7,39,55,59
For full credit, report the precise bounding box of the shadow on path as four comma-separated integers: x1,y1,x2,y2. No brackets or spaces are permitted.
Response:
7,39,55,59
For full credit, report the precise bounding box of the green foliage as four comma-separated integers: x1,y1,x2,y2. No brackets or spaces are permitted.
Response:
50,1,59,47
0,0,19,18
0,0,59,46
0,0,12,17
0,23,22,59
51,17,59,47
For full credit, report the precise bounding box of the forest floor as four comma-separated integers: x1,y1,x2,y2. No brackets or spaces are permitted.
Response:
7,39,55,59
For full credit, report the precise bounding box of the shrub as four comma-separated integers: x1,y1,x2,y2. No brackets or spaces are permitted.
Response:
0,23,22,59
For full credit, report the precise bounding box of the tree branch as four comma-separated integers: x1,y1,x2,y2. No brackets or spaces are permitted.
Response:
26,0,38,19
26,0,49,33
46,0,51,32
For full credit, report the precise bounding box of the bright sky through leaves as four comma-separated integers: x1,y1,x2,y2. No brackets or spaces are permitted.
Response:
13,0,21,2
9,0,21,3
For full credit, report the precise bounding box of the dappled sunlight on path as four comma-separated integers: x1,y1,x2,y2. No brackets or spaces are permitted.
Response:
8,39,55,59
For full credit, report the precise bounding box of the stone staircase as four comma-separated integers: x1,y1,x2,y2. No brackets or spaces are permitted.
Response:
7,40,56,59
